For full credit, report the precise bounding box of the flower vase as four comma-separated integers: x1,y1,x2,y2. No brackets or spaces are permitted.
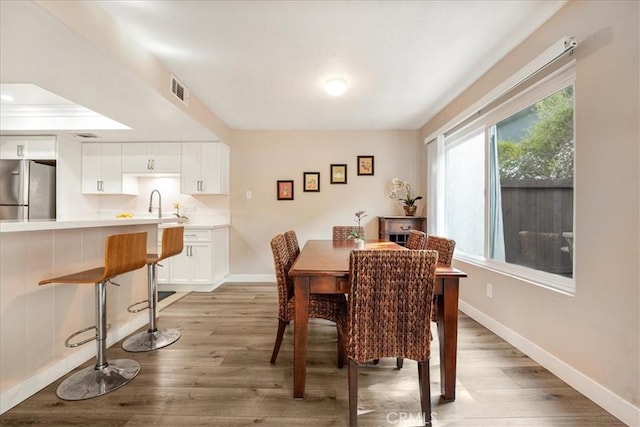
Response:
354,238,365,249
403,205,417,216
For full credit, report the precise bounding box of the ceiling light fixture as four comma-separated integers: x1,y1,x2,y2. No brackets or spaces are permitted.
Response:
323,77,348,97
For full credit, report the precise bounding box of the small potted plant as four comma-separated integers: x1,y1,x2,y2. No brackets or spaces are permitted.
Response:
388,178,422,216
172,202,189,222
348,210,367,248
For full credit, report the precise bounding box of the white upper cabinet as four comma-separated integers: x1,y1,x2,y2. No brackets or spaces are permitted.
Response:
81,143,138,195
122,143,181,174
180,142,229,195
0,135,56,160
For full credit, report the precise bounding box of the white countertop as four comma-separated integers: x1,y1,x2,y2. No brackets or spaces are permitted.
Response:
0,216,231,233
0,217,181,233
159,223,229,230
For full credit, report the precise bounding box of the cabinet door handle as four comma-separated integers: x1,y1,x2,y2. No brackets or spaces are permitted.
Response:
151,159,155,170
17,145,24,157
147,159,152,170
400,225,412,230
97,181,100,192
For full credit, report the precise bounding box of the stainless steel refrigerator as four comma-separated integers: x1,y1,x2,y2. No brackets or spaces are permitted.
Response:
0,159,56,220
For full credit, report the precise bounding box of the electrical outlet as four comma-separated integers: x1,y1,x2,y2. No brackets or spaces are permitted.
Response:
246,190,252,200
486,283,493,298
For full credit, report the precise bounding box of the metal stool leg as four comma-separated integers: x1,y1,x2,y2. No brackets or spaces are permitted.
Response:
122,263,181,352
56,280,140,400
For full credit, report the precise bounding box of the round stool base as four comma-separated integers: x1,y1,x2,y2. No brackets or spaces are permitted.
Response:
56,359,140,401
122,328,181,352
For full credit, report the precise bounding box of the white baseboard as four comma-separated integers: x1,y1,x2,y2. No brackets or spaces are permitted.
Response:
224,274,275,283
0,313,148,415
158,276,228,293
459,301,640,427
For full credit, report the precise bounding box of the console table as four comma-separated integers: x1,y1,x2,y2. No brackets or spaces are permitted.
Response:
378,216,427,246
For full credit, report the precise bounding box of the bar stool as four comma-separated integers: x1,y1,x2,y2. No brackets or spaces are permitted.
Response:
39,231,148,400
122,226,184,352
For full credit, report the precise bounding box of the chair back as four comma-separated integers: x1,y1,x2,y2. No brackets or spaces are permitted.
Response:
284,229,300,260
425,235,456,266
333,225,365,241
270,234,294,321
158,226,184,262
347,249,438,363
104,232,148,279
406,230,427,250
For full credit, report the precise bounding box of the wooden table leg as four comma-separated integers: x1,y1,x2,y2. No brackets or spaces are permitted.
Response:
293,276,310,399
437,277,460,401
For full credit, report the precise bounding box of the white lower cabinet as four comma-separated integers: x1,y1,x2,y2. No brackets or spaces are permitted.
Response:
157,226,228,291
170,241,212,284
212,227,229,283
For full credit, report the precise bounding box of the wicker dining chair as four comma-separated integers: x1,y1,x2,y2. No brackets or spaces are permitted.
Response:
332,226,365,241
426,235,456,325
284,229,301,261
395,229,429,369
426,235,456,266
347,249,439,427
406,230,427,250
270,234,347,367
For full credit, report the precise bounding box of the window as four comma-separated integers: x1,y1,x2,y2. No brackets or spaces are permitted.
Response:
490,86,574,278
444,128,485,258
429,66,575,293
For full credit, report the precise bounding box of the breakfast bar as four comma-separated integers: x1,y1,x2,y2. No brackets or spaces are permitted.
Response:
0,217,177,411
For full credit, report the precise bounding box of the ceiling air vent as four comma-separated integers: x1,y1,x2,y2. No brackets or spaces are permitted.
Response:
73,132,100,139
170,75,189,106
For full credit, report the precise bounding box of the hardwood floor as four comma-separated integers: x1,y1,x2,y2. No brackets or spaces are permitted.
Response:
0,283,624,426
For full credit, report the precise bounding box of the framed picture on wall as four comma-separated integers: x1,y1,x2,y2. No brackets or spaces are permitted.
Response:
277,180,294,200
357,155,374,176
303,172,320,192
330,164,347,184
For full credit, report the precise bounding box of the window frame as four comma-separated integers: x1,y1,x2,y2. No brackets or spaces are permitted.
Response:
433,64,576,295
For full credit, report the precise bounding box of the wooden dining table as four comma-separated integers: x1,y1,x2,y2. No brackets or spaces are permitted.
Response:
288,239,467,400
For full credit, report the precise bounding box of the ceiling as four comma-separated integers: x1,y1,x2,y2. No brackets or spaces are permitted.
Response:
0,1,567,141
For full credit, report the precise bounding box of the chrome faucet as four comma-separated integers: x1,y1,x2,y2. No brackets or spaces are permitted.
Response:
148,189,162,218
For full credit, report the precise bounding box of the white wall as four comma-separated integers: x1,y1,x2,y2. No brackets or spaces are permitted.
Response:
55,135,97,219
228,130,423,275
420,1,639,424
